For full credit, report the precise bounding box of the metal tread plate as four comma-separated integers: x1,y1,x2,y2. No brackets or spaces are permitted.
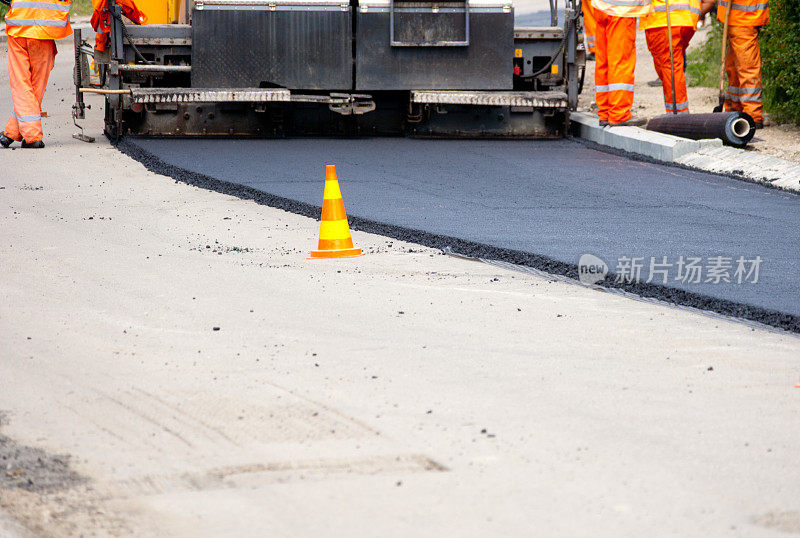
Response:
411,90,568,107
130,88,292,103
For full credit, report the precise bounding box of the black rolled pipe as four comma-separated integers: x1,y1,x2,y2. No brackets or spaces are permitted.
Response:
646,111,755,148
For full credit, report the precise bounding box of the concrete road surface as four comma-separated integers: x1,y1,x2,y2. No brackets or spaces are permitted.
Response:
1,39,800,538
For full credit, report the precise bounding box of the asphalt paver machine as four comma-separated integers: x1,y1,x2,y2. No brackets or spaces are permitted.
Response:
73,0,586,137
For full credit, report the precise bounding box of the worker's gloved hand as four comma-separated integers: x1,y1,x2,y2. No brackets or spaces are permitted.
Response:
90,0,148,51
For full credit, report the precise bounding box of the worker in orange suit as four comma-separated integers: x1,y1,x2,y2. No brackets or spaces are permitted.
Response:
90,0,147,52
591,0,652,126
1,0,71,148
581,0,597,59
641,0,709,114
717,0,769,128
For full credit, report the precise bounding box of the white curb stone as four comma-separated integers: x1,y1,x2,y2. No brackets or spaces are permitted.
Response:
571,111,800,193
570,111,717,161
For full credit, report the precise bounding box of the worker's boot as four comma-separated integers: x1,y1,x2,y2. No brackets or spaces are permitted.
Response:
21,139,45,149
0,132,14,148
608,116,647,127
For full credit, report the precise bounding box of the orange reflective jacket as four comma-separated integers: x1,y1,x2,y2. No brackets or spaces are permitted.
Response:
4,0,72,40
592,0,653,18
90,0,147,51
641,0,701,29
717,0,769,26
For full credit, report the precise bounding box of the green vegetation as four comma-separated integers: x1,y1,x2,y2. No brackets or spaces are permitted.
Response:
1,0,92,22
686,20,724,89
70,0,94,17
760,0,800,124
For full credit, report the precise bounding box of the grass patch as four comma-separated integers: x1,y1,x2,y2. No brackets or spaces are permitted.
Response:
761,0,800,124
686,20,724,88
70,0,93,17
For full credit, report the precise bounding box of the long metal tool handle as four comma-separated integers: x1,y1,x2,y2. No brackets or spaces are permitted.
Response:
665,0,677,114
718,0,732,103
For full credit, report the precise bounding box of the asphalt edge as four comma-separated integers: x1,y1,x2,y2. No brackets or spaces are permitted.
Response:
116,136,800,335
570,111,800,193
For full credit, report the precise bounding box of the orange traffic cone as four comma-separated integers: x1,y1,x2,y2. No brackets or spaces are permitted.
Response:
309,165,363,259
795,376,800,388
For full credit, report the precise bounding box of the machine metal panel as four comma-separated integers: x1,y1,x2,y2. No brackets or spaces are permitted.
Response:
513,26,562,40
124,24,192,40
191,0,351,90
355,0,513,90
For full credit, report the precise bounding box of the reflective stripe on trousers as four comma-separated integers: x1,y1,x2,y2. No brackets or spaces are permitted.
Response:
11,109,43,122
726,85,763,102
595,83,636,92
665,101,690,112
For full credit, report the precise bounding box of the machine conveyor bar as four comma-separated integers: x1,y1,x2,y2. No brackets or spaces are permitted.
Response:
117,64,192,73
410,90,568,108
130,88,292,103
128,88,372,107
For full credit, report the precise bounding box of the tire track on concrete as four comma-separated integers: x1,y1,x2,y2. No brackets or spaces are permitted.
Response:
129,387,241,447
96,390,195,448
103,453,447,497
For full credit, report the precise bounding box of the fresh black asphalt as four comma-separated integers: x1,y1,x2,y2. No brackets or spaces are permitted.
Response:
124,137,800,331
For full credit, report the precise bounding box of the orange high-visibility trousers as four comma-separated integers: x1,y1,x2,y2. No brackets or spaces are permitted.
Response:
594,10,637,124
581,0,597,54
5,36,57,143
724,25,763,123
645,25,694,114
